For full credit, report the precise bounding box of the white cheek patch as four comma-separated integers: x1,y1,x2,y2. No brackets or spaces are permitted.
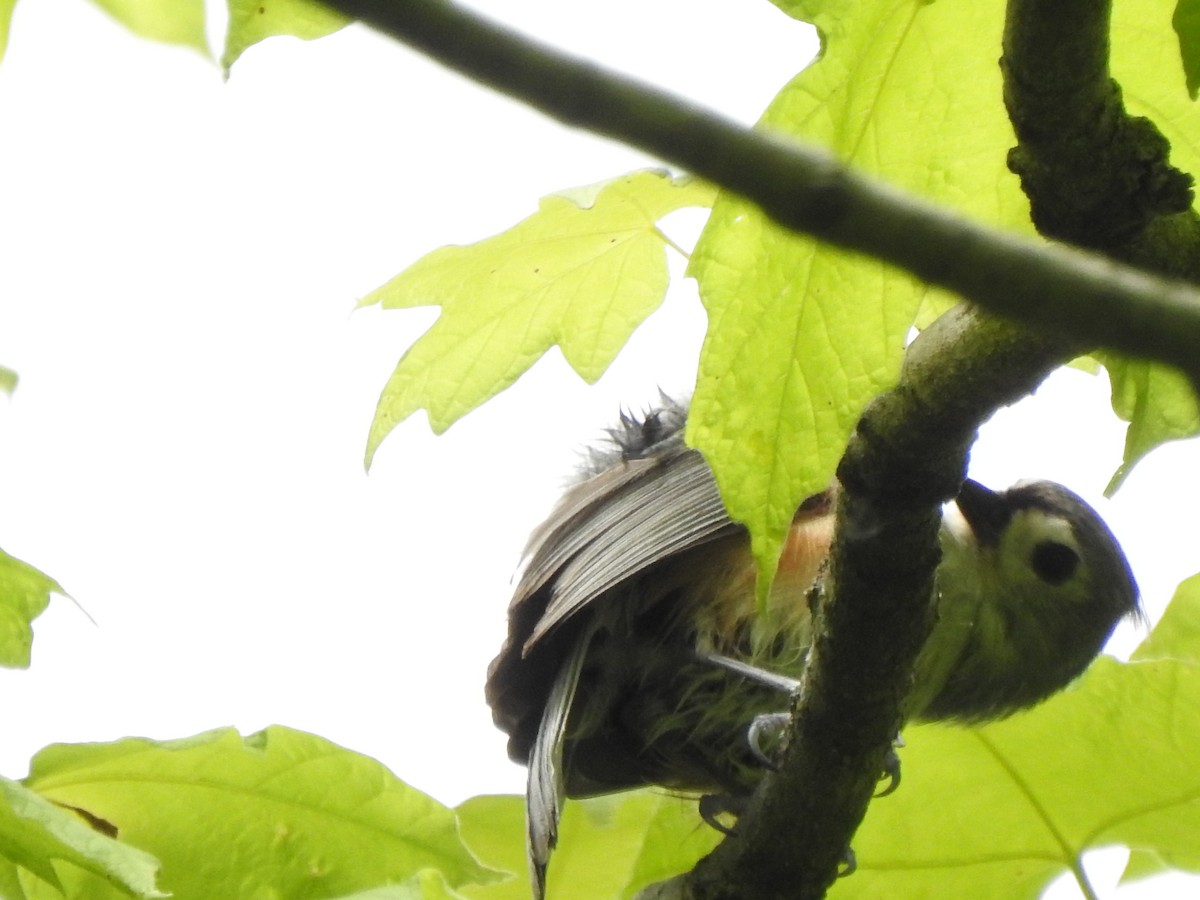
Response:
1006,510,1086,591
1012,509,1078,551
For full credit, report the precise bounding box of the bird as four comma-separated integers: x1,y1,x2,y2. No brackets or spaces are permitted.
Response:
484,397,1140,898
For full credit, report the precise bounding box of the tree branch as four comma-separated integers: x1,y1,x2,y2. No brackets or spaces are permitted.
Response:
641,308,1067,900
1003,0,1200,273
321,0,1200,385
649,1,1190,895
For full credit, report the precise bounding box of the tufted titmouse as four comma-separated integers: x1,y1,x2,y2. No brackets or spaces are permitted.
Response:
485,398,1140,897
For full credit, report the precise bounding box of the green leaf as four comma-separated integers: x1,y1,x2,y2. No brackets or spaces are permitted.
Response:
827,580,1200,897
0,548,62,669
453,795,524,900
1115,0,1200,186
689,0,1032,590
361,170,715,465
0,365,18,395
1133,572,1200,662
823,656,1200,897
328,869,471,900
0,859,27,900
617,794,723,896
86,0,207,54
1100,0,1200,477
1101,354,1200,493
26,726,501,899
455,792,719,900
1122,847,1200,885
1174,0,1200,98
1118,574,1200,883
222,0,349,73
0,0,15,64
0,776,164,898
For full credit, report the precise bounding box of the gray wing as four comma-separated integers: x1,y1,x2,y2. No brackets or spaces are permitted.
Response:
520,440,738,652
487,435,739,900
485,436,740,753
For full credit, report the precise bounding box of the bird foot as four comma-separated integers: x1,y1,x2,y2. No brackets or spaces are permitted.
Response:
839,846,857,877
698,793,746,835
748,715,902,797
874,736,904,797
747,711,791,770
700,792,858,878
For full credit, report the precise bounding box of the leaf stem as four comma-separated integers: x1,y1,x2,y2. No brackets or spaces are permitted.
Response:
652,225,692,261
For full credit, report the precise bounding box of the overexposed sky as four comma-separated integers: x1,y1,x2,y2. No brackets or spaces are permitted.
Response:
0,0,816,803
0,2,1197,897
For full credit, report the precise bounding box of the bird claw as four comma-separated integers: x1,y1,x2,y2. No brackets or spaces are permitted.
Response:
701,793,858,879
702,721,887,883
711,719,894,877
748,711,791,770
747,715,900,802
874,737,903,797
838,846,857,877
698,793,745,836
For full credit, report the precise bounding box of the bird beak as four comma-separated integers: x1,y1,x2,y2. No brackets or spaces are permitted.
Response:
954,479,1011,547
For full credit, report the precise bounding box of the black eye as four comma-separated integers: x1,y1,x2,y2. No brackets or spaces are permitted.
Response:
1031,541,1080,585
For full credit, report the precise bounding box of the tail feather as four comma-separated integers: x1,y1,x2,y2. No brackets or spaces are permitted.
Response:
528,623,595,899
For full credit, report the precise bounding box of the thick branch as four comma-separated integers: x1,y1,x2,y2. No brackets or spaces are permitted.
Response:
321,0,1200,384
658,1,1190,895
642,310,1066,900
669,2,1195,895
1003,0,1200,273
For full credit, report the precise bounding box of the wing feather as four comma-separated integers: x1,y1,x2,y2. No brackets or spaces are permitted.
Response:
522,444,737,651
526,619,596,900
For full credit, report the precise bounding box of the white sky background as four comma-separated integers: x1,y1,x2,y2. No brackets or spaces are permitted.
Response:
0,1,1197,897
